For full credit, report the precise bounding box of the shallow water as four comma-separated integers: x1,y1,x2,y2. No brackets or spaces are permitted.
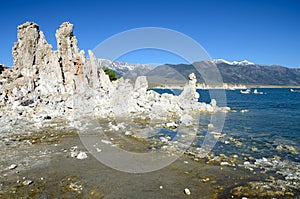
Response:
153,88,300,162
150,88,300,197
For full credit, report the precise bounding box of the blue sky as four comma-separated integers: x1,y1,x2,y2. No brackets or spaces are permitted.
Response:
0,0,300,68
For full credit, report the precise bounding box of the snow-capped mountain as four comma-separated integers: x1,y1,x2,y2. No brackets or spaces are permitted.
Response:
212,59,255,66
146,59,300,86
97,58,153,77
97,58,257,78
95,58,300,86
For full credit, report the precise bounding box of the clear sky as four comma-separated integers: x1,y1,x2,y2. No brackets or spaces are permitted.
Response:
0,0,299,68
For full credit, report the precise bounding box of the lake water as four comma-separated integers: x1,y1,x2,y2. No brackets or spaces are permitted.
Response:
149,88,300,197
153,88,300,162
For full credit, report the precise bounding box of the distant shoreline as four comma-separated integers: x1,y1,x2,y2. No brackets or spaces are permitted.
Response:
150,85,300,90
246,85,300,88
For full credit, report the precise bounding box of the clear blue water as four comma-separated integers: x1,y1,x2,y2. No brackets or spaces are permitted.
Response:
152,88,300,162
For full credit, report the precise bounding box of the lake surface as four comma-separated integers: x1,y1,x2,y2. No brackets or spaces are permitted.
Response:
153,88,300,162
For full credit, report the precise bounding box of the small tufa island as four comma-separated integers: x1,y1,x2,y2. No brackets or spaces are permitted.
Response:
0,22,229,130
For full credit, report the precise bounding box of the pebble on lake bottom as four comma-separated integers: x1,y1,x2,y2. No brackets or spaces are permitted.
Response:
22,180,33,186
184,188,191,195
8,164,17,170
77,151,88,160
201,178,210,183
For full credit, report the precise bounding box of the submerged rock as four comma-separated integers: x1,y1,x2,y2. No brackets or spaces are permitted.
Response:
276,144,298,154
184,188,191,195
234,157,300,197
7,164,17,170
22,180,33,186
76,152,88,160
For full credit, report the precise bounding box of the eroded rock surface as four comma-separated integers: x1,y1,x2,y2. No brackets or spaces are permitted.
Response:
0,21,229,134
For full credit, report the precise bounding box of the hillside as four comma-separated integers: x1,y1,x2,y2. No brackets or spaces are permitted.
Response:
97,58,153,78
145,60,300,86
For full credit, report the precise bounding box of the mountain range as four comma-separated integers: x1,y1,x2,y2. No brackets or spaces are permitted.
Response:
96,58,153,79
97,58,300,86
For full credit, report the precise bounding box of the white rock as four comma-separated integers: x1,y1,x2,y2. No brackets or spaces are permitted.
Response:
12,101,20,110
201,178,210,182
244,161,251,166
134,76,148,93
117,123,126,129
22,180,33,186
76,151,88,160
70,151,78,158
180,114,193,126
240,109,249,113
210,99,217,108
101,139,112,145
184,188,191,195
220,162,230,166
110,124,119,131
69,182,83,193
125,131,132,136
70,146,78,151
210,132,226,139
262,157,268,162
160,137,168,143
166,122,178,128
207,123,214,129
8,164,17,170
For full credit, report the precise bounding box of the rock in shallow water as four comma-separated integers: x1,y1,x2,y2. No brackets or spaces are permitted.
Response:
22,180,33,186
276,144,298,154
76,151,88,160
184,188,191,195
8,164,17,170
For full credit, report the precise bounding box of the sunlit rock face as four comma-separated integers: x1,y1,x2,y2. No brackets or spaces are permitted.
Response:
0,21,227,124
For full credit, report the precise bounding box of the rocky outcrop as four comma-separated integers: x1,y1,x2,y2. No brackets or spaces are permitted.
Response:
79,63,227,120
9,22,85,98
0,22,82,122
0,22,229,128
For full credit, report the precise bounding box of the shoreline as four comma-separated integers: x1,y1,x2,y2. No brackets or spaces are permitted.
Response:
1,119,299,198
150,85,300,90
0,127,259,198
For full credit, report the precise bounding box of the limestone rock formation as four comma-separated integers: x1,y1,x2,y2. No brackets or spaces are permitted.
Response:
12,22,39,75
0,21,229,128
0,22,83,122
